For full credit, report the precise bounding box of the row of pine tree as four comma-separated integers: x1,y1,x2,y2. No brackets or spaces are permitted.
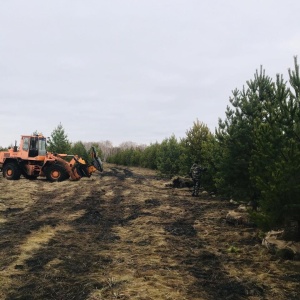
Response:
107,57,300,240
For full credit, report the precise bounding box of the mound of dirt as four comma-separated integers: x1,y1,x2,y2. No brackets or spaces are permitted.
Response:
0,163,299,300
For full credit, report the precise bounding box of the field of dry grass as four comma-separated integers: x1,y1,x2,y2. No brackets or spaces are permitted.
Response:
0,163,299,300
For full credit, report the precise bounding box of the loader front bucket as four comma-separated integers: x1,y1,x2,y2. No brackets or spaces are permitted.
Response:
91,147,103,172
92,157,103,172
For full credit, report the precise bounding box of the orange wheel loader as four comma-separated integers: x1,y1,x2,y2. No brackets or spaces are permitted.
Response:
0,134,103,181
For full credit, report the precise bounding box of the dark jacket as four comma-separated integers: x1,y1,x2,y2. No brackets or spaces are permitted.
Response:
189,163,206,180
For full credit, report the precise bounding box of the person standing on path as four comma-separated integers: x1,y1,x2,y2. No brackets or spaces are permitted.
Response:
189,161,206,197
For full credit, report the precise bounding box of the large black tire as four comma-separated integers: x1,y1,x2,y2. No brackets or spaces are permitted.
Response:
44,164,70,182
3,162,21,180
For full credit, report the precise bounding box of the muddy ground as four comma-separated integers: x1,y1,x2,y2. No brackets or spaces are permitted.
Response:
0,163,299,300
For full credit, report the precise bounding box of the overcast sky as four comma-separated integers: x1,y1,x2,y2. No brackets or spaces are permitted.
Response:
0,0,299,147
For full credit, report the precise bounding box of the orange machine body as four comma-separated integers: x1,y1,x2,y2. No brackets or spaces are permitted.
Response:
0,134,103,181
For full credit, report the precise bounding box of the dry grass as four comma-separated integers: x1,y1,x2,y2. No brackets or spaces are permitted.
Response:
0,163,299,299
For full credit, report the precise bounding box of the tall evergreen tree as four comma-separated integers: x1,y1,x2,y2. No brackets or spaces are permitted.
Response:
181,120,215,187
215,67,274,200
47,123,71,154
183,119,212,164
251,57,300,238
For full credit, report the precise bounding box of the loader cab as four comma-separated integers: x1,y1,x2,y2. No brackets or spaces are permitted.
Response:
21,135,47,158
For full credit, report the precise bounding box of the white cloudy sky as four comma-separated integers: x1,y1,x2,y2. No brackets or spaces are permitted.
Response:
0,0,299,147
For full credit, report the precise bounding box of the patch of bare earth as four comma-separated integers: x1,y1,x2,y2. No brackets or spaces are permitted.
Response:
0,163,299,300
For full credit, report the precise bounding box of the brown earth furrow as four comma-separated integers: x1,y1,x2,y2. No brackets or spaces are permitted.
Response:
0,164,299,300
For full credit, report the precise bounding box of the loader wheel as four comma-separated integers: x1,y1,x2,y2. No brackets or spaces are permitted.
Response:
45,164,69,182
3,163,21,180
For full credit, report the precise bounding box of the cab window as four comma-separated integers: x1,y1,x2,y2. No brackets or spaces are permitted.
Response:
38,138,47,156
22,137,29,151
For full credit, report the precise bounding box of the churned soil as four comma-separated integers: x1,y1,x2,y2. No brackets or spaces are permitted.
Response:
0,163,299,300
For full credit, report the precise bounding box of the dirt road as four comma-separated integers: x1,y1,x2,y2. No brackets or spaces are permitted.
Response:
0,164,299,300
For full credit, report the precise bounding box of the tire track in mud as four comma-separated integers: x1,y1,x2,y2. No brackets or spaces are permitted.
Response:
0,167,162,300
0,175,123,299
0,166,299,300
90,167,264,300
96,167,299,300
